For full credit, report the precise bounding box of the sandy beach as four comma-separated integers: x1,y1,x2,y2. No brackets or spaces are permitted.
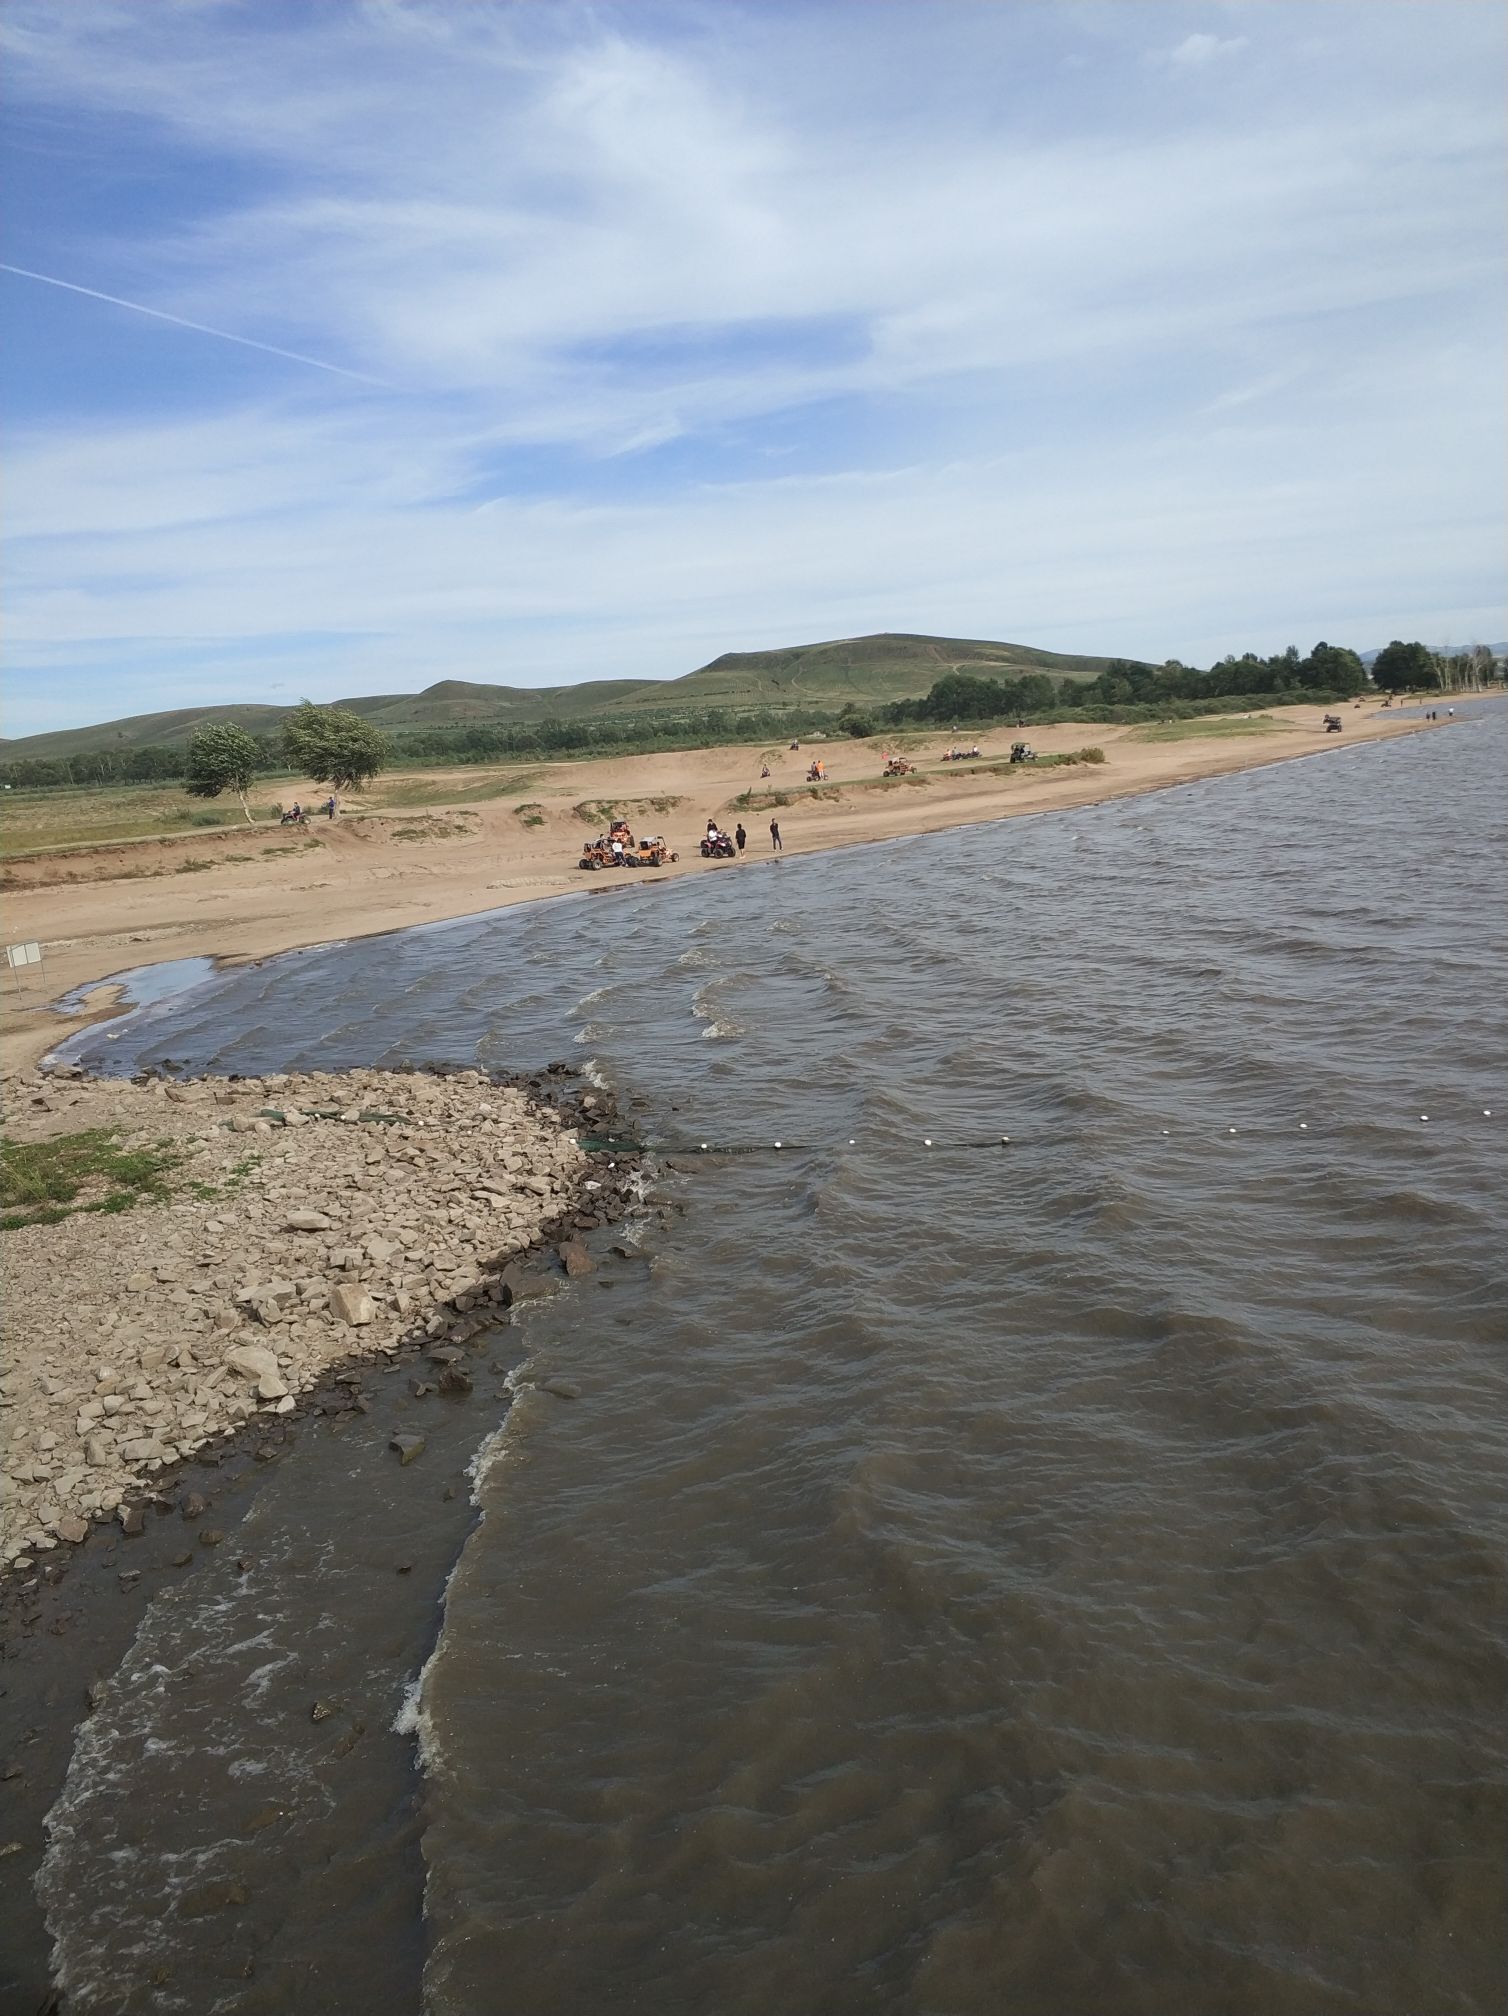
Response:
0,700,1458,1073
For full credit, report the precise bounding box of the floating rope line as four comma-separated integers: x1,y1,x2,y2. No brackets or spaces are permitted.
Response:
577,1116,1496,1157
221,1114,1496,1152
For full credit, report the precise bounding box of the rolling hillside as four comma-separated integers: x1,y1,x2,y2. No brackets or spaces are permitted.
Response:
1,632,1113,760
614,633,1110,712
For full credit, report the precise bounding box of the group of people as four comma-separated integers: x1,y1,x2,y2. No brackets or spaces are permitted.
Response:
279,795,339,826
705,817,782,854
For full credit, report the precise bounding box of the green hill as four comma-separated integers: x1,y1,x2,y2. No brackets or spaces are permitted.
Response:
647,632,1109,712
0,632,1112,760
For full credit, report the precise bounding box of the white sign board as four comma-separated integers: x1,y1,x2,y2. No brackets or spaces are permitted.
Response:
5,942,43,969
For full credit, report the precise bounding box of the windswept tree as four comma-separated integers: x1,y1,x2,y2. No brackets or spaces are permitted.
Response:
281,699,392,793
184,721,262,823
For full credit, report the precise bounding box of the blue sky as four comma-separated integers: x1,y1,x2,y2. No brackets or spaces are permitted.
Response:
2,0,1504,736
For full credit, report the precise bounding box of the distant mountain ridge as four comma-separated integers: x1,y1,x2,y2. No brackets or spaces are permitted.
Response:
0,632,1113,761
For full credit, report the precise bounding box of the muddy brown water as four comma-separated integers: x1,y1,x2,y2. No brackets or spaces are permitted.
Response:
8,710,1506,2014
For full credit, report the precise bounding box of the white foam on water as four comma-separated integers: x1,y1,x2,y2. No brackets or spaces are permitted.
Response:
393,1369,534,1776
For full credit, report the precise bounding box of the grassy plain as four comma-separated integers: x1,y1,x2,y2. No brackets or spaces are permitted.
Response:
1126,714,1290,744
0,765,545,857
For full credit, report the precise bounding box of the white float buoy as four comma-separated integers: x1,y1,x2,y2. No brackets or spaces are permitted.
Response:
1484,1110,1493,1118
1420,1115,1428,1123
1299,1122,1308,1130
1000,1134,1010,1144
774,1140,783,1149
1228,1127,1237,1135
848,1138,856,1146
701,1143,708,1151
923,1138,932,1148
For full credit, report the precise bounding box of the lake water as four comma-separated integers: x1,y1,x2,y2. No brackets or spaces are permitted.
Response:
36,713,1508,2014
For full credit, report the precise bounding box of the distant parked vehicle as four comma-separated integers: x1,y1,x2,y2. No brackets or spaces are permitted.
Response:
1009,742,1036,763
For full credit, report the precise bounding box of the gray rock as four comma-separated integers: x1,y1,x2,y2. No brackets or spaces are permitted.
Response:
390,1432,426,1466
285,1210,334,1231
540,1378,582,1400
558,1240,595,1278
331,1284,377,1326
225,1344,280,1385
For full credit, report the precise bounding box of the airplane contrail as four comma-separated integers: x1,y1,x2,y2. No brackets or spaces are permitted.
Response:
0,261,390,387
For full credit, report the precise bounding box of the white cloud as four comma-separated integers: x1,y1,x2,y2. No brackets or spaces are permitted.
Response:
1165,32,1249,68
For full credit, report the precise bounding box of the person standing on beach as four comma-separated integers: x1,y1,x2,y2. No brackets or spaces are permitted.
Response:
735,823,747,855
325,794,338,820
770,819,782,852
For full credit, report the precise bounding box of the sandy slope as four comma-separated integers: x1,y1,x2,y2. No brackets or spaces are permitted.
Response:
0,701,1452,1072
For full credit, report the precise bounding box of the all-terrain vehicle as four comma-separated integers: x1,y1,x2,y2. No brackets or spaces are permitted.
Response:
1009,742,1036,763
806,759,828,782
700,830,737,858
883,755,914,777
1322,714,1343,733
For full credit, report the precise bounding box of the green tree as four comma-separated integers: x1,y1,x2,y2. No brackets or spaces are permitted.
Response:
1302,642,1367,695
837,704,875,737
185,721,261,823
281,699,392,792
1370,640,1435,693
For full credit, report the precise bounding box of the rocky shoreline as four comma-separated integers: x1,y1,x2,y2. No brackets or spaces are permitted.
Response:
1,1060,640,1571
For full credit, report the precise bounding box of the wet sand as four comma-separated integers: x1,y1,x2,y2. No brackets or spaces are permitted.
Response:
0,701,1452,1073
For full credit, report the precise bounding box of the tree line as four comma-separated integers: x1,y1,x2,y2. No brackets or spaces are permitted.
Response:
873,639,1499,730
2,643,1500,792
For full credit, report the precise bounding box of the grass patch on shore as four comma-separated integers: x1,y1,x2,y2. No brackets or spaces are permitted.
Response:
514,802,547,827
1126,716,1285,744
573,795,684,826
0,1129,184,1230
367,768,544,809
730,784,844,810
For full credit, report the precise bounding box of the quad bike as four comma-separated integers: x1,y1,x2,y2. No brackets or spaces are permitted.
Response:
700,832,737,858
1323,714,1343,733
1009,742,1036,763
805,760,827,782
883,756,914,777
